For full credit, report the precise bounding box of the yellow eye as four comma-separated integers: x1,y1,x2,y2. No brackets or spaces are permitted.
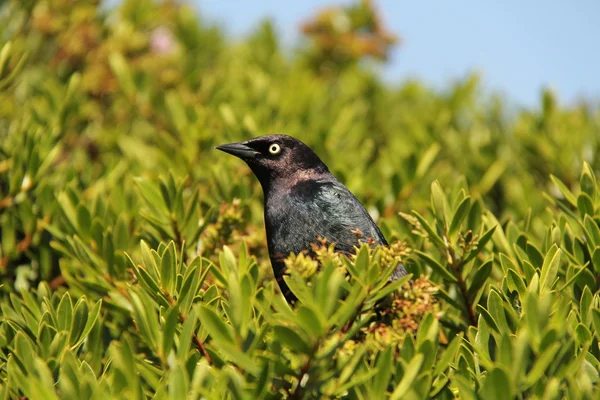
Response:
269,143,281,155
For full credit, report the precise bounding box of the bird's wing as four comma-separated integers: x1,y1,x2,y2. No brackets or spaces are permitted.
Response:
281,178,408,281
310,180,408,280
305,179,388,252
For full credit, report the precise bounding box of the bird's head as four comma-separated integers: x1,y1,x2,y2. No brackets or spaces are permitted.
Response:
216,134,329,191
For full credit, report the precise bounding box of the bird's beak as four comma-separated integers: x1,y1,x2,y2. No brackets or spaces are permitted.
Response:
215,142,259,159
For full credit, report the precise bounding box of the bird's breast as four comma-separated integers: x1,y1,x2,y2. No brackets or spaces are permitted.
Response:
264,194,320,256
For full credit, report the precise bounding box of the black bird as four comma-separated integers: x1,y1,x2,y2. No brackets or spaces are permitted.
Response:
216,134,407,302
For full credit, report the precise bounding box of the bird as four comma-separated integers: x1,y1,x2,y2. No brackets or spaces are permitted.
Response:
216,134,407,302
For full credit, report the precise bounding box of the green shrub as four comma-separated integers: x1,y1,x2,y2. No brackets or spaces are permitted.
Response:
1,0,600,398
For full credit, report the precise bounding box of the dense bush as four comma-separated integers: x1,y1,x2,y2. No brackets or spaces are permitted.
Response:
1,0,600,398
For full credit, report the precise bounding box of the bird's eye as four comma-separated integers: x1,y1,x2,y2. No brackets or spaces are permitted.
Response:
268,143,281,155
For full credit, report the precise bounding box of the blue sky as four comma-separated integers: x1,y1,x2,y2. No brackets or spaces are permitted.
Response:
195,0,600,108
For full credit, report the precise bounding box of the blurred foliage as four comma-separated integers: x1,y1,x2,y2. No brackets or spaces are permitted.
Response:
301,0,399,73
1,0,600,398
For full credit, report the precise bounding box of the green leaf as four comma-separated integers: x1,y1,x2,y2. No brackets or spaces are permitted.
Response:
180,260,210,313
449,196,471,235
140,240,160,280
168,364,189,400
159,178,172,210
273,325,312,354
467,199,483,235
550,174,577,206
254,363,271,398
0,41,13,75
198,305,234,346
372,347,393,397
539,245,561,291
577,193,595,218
476,304,500,333
467,259,492,302
436,287,466,312
335,369,379,395
57,293,73,332
221,342,260,375
415,143,440,179
591,309,600,340
109,342,138,394
478,160,505,196
370,274,412,303
525,242,544,267
524,292,540,342
162,306,179,359
131,259,167,305
68,298,88,346
177,309,198,360
297,306,325,338
487,290,509,333
414,250,457,283
0,43,28,90
57,191,80,232
480,367,512,400
109,52,136,98
452,375,477,400
580,161,597,200
337,346,368,388
76,204,91,238
463,225,497,264
220,245,238,276
130,291,159,348
524,342,561,388
160,241,177,293
506,269,527,298
542,378,561,400
329,284,368,328
104,230,116,276
582,215,600,248
134,177,170,216
431,180,450,229
575,323,592,344
14,332,36,372
390,354,424,400
219,104,238,127
580,286,593,326
71,299,101,349
592,247,600,274
433,333,463,376
558,262,589,292
354,245,370,276
413,211,446,249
